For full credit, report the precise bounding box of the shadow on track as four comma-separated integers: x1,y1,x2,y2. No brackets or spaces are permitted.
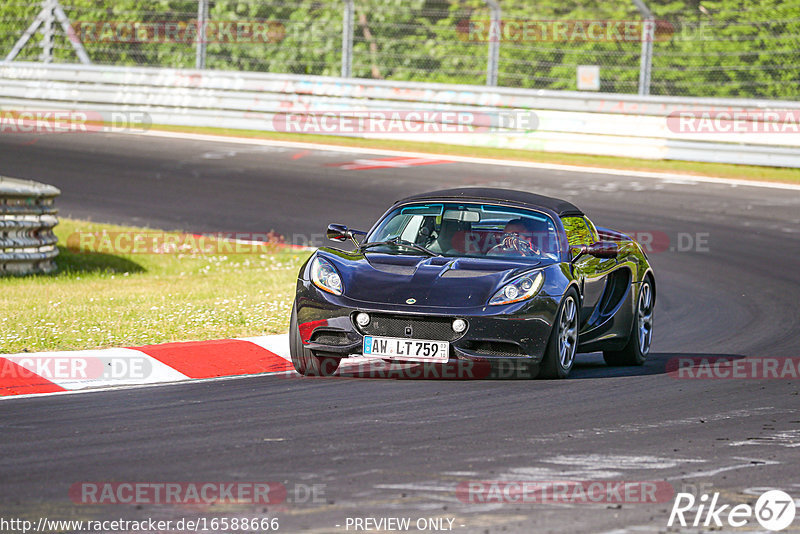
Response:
568,352,748,380
314,352,748,381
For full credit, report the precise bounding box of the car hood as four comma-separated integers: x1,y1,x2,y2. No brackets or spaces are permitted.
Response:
320,250,547,308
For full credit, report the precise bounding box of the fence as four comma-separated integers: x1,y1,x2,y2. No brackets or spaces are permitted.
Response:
1,0,799,99
0,176,60,275
1,62,799,168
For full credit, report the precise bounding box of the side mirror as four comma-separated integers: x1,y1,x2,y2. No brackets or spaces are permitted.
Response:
327,224,350,242
327,224,367,247
571,241,618,263
587,241,619,259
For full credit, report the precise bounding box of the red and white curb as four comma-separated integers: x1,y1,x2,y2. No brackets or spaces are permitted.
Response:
0,335,293,399
326,156,452,171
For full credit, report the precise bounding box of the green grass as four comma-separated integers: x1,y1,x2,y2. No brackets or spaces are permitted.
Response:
0,219,311,353
150,124,800,185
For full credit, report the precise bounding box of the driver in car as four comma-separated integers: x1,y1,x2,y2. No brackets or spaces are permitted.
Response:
488,218,542,256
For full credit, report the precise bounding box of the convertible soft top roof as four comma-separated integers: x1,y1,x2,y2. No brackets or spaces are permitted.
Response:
396,188,583,217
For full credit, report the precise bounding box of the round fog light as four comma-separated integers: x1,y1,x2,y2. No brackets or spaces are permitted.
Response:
356,312,371,327
452,318,467,333
503,285,519,300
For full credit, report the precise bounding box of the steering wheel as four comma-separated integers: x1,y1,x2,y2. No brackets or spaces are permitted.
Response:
487,233,541,257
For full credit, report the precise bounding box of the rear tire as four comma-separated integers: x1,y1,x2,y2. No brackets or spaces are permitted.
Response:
603,277,654,366
289,303,340,376
539,289,580,379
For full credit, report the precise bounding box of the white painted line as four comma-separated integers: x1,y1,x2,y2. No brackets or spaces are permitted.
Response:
525,407,786,444
729,429,800,448
666,458,781,480
543,454,705,470
136,129,800,191
237,334,291,361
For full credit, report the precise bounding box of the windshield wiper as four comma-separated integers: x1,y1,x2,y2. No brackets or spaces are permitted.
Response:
360,237,440,257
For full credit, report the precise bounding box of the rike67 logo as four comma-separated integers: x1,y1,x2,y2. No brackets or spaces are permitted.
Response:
669,489,796,531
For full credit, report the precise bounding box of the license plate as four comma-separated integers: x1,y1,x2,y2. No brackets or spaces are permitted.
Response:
363,336,449,362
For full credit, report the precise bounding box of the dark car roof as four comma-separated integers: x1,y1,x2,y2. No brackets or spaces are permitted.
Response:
396,188,583,217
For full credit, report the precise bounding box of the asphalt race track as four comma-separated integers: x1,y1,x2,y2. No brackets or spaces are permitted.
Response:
1,132,800,533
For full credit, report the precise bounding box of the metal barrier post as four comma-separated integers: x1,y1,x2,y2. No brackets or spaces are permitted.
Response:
486,0,500,86
341,0,354,78
196,0,209,70
39,0,55,64
633,0,654,95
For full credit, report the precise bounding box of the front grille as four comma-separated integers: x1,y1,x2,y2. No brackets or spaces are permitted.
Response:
310,330,351,346
354,313,464,342
462,340,524,357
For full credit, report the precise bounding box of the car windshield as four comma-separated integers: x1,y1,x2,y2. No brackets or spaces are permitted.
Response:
366,202,560,260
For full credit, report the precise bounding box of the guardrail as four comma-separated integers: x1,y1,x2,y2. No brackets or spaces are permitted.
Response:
1,62,799,168
0,176,60,275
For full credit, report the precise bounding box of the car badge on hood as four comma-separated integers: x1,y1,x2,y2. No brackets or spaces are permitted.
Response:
406,298,417,304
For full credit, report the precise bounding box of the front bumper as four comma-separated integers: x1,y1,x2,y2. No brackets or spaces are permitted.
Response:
295,280,559,363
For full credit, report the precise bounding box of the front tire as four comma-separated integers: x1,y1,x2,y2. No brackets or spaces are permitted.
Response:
289,303,340,376
603,278,654,366
539,289,580,379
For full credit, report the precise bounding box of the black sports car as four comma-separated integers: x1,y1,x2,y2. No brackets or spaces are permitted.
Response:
290,188,655,379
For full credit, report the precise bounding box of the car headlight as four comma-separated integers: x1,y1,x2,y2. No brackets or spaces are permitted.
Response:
311,256,343,296
489,272,544,305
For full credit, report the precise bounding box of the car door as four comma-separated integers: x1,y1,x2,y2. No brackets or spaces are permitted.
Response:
561,216,616,327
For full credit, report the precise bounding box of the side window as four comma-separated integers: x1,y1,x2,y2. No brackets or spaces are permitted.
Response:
380,215,410,239
561,216,597,247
